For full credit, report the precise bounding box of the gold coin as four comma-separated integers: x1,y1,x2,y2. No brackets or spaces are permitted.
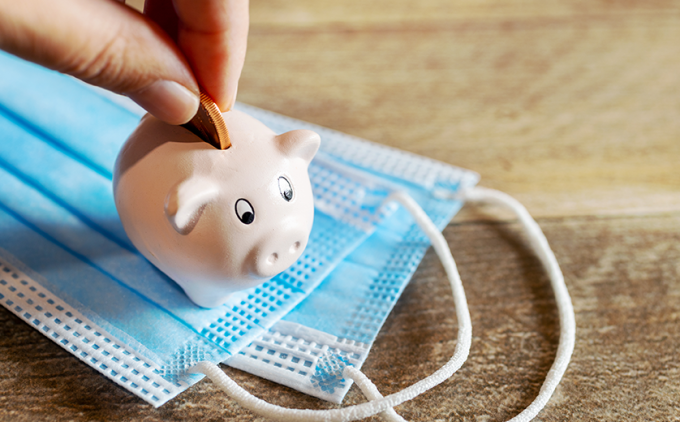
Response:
181,92,231,150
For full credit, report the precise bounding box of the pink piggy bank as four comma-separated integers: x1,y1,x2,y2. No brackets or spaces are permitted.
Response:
113,110,320,308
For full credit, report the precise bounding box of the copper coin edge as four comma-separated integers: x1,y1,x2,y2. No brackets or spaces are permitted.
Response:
199,92,231,150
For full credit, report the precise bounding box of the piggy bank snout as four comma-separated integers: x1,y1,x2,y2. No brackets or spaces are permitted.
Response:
251,226,309,278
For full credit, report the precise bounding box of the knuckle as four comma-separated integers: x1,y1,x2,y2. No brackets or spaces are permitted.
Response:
63,25,137,93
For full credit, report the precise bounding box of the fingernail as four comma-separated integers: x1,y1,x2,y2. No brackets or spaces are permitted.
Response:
222,86,238,112
128,81,199,125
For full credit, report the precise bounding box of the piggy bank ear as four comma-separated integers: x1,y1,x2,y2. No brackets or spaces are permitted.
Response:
165,177,220,235
275,129,320,164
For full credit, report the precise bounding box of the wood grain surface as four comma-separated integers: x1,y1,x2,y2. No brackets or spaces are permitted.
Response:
2,0,680,421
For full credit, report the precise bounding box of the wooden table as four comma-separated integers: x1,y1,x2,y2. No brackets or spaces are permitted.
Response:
2,1,679,420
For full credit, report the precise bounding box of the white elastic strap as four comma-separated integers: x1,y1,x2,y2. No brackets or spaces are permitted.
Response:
190,187,575,422
344,367,407,422
458,187,576,422
190,190,473,422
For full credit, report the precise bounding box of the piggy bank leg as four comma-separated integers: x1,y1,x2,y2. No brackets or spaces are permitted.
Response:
182,285,231,309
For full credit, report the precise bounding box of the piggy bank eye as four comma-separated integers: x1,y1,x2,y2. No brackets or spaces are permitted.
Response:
235,199,255,224
278,176,293,202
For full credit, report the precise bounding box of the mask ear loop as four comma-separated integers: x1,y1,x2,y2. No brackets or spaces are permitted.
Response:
190,187,575,422
455,187,576,422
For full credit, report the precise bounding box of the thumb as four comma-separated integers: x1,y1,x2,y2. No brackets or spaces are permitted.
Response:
0,0,199,125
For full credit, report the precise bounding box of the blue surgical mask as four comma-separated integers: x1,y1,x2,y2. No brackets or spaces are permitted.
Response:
0,51,477,406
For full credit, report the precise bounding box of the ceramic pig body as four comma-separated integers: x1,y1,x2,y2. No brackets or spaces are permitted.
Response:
114,110,320,308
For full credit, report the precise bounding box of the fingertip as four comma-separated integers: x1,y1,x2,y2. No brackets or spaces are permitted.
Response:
128,80,199,125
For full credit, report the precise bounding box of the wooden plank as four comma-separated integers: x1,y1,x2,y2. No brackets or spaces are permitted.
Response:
370,214,680,420
249,0,680,26
239,12,680,220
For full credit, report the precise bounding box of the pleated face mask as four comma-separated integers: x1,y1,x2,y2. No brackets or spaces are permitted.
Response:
0,52,475,405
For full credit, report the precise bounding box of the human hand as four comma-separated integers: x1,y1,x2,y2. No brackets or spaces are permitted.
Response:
0,0,249,125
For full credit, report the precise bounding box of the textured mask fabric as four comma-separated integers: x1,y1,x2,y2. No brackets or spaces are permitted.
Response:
0,51,479,406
